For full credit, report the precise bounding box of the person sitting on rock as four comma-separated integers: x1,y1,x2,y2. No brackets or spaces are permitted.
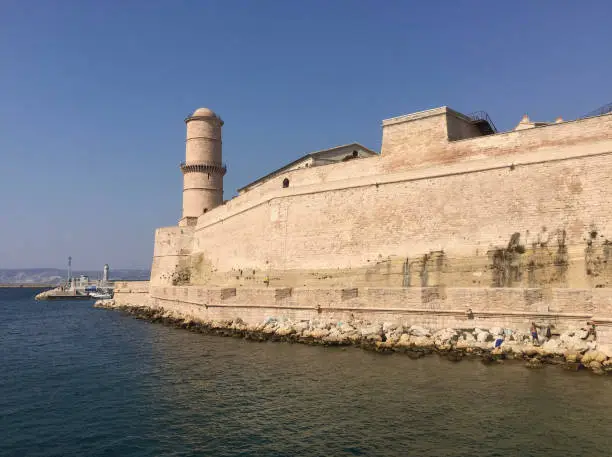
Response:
585,322,597,341
530,322,539,345
494,336,504,348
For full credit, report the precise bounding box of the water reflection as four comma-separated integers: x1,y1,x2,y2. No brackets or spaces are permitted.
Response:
1,291,611,457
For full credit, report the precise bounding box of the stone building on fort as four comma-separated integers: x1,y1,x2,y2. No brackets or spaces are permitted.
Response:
115,102,612,343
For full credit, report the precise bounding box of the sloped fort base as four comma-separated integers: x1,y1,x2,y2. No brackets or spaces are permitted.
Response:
105,286,612,374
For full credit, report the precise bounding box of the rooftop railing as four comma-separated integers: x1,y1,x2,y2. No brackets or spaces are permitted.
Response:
466,110,498,133
580,102,612,119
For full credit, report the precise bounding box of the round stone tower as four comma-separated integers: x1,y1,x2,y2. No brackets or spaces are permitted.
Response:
180,107,226,226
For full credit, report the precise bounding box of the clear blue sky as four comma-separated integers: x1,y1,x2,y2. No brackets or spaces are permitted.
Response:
1,1,610,270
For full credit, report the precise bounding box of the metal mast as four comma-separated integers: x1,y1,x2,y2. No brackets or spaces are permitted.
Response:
67,256,72,283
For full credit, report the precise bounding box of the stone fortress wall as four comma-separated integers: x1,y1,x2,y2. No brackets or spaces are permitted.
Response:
117,105,612,343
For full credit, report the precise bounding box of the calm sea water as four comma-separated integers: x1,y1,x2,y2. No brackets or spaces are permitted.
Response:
1,288,612,457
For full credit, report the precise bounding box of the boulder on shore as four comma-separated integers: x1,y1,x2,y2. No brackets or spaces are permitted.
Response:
409,325,431,337
92,302,612,375
526,358,545,369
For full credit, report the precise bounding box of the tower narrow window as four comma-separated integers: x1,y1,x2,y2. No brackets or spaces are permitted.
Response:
283,178,290,188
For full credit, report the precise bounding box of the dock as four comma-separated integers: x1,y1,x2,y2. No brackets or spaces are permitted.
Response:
34,262,114,301
34,289,95,300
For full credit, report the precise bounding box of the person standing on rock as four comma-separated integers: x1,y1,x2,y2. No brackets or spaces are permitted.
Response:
530,322,539,345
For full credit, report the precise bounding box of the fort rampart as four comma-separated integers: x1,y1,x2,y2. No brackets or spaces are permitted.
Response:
118,106,612,344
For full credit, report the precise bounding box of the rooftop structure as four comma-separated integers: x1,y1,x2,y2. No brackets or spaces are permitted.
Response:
238,143,378,194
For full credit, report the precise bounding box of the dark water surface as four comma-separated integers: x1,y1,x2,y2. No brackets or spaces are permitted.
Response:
1,288,611,457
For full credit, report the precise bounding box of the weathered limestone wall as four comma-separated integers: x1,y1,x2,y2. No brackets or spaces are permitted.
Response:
111,280,612,345
381,108,612,170
113,281,151,307
132,284,612,335
229,154,383,203
188,148,612,288
150,226,194,285
163,285,612,317
214,112,612,213
381,107,453,168
139,110,612,343
446,110,483,141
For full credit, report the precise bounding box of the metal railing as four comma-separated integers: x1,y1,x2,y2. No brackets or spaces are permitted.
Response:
580,102,612,119
466,110,498,133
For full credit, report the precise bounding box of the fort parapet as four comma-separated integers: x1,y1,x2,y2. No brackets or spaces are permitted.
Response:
115,104,612,344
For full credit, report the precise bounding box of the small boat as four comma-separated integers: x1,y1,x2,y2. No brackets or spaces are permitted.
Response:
89,291,113,299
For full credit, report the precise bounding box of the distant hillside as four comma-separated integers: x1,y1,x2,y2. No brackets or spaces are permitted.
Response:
0,268,150,285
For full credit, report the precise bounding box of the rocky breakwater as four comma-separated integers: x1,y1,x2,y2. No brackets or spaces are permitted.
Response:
94,300,612,375
35,287,91,300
